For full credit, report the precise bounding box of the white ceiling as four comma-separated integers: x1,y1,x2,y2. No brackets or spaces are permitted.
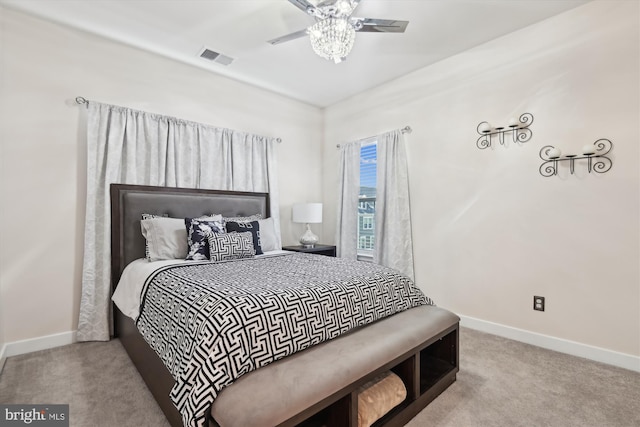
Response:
1,0,590,107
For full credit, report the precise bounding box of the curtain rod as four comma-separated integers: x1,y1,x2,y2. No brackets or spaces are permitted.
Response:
336,126,412,149
75,96,283,143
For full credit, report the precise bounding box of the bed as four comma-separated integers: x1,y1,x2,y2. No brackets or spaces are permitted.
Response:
110,183,459,427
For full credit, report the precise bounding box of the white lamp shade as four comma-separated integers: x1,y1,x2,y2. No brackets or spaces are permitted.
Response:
292,203,323,224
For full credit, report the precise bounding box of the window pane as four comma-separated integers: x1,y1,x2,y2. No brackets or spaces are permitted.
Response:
358,142,376,257
359,143,376,197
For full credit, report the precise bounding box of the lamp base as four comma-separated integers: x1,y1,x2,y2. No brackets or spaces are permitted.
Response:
299,224,318,248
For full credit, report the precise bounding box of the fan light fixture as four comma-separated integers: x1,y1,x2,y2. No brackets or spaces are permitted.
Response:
309,18,356,63
268,0,409,64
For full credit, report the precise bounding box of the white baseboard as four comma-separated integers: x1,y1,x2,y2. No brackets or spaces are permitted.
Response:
4,331,77,358
460,315,640,373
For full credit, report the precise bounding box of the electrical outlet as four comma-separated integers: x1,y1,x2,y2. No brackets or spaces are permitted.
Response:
533,296,545,312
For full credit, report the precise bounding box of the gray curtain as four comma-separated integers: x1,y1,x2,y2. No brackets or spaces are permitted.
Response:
335,141,360,259
77,101,280,341
374,130,414,279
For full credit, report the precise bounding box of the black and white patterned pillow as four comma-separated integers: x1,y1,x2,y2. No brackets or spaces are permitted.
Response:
225,220,262,255
185,217,226,261
206,231,256,262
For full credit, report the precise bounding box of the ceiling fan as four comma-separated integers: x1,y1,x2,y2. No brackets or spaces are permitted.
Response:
268,0,409,63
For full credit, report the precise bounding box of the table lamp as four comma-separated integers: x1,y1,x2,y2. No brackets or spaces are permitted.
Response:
292,203,323,247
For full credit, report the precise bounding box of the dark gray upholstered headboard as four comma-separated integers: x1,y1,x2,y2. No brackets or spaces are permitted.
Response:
110,184,269,291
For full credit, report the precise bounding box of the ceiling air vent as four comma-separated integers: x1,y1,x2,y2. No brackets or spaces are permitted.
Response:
198,47,234,66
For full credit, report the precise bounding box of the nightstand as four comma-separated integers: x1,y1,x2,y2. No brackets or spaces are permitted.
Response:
282,244,337,257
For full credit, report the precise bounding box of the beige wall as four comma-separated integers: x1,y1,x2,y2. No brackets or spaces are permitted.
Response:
323,1,639,357
0,7,323,343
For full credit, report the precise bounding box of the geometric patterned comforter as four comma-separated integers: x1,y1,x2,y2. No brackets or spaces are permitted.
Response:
135,253,432,427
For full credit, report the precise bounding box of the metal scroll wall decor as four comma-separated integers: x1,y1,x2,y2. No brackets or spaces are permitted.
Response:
476,113,534,149
538,139,613,177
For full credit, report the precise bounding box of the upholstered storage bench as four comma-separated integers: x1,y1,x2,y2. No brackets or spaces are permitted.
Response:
210,305,459,427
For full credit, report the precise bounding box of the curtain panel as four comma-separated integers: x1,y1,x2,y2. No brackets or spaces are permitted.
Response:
335,141,361,259
77,102,280,341
335,130,415,279
374,130,414,280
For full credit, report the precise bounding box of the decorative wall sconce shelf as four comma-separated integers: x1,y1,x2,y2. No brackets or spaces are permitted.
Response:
476,113,534,149
539,139,613,177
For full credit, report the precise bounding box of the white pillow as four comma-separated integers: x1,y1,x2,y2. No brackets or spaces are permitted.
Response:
258,217,281,252
141,215,222,261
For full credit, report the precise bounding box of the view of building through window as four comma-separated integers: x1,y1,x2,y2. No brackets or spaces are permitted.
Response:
358,142,376,257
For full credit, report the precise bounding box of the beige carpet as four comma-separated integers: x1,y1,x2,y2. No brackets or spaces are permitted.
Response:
406,329,640,427
1,327,638,427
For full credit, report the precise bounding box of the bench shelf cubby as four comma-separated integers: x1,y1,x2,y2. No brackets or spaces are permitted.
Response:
292,325,459,427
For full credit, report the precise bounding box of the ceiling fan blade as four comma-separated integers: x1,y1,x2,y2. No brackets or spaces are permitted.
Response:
355,18,409,33
267,28,309,45
288,0,316,15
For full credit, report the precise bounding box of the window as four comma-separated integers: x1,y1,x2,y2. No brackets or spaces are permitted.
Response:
362,216,374,230
357,141,376,257
359,235,374,250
